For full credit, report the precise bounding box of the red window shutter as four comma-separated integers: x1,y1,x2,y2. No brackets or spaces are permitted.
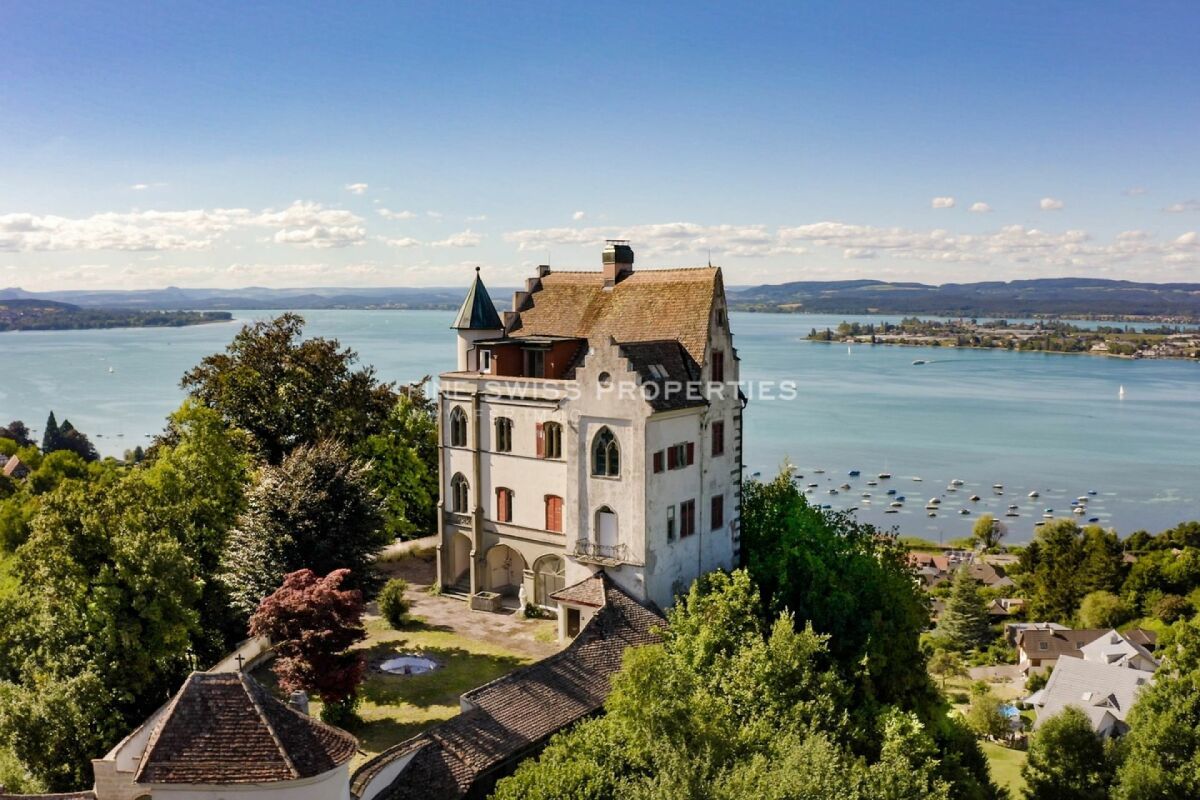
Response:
545,496,562,532
535,422,545,458
497,489,510,522
667,447,677,470
686,442,695,466
653,451,664,473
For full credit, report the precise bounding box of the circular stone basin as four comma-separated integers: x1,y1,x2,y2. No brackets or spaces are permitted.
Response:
380,654,439,676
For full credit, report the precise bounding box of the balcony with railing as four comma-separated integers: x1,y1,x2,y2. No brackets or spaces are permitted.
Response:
573,539,632,566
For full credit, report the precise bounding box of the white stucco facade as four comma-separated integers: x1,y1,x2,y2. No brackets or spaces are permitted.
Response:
436,254,743,614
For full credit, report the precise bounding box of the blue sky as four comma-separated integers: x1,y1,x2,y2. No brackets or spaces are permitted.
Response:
2,1,1197,290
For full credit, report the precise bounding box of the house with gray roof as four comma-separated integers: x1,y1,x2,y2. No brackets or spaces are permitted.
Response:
1027,655,1154,738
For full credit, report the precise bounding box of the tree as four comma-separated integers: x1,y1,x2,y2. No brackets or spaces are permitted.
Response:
1114,616,1200,799
1079,526,1124,596
40,411,59,453
51,420,98,462
964,682,1007,740
1078,591,1130,630
378,578,410,629
972,515,1006,551
355,385,438,539
181,313,395,463
1027,520,1087,623
1023,706,1115,800
740,469,933,712
0,421,34,448
492,570,968,800
937,568,992,652
221,439,387,619
248,569,366,721
929,649,968,690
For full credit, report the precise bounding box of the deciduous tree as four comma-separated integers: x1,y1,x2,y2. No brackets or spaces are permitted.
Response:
221,439,387,619
1023,706,1114,800
248,568,366,720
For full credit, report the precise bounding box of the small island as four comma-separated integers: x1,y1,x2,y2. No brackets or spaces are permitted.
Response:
0,299,232,332
808,317,1200,360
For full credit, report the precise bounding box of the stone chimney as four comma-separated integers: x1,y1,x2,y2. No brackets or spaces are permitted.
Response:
602,240,634,288
289,690,310,715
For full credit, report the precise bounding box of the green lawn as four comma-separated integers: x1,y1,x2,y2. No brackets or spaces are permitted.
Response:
981,740,1027,797
256,615,543,770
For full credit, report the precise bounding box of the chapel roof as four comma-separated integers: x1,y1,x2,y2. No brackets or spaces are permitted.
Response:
451,268,503,331
135,671,358,785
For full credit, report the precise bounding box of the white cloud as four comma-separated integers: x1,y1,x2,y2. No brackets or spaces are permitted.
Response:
378,208,417,220
466,214,488,222
572,211,586,221
1040,197,1065,210
426,211,443,219
431,229,482,248
344,183,369,195
130,183,150,191
843,248,877,259
969,202,992,213
382,236,421,248
931,196,956,209
1124,187,1149,197
0,201,365,252
505,222,794,259
1164,200,1200,213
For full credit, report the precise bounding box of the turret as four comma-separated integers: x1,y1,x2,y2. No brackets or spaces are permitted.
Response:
452,267,503,371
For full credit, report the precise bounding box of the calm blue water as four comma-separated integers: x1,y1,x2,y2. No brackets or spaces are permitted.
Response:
1,310,1197,543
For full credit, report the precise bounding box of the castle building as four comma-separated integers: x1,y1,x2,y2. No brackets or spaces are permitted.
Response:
436,242,744,617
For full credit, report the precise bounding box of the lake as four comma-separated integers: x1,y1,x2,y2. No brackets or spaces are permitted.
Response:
2,310,1197,543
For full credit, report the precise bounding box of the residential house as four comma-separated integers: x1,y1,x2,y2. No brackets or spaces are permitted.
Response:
437,243,743,615
1017,627,1109,672
1027,655,1154,738
1078,630,1158,672
966,561,1014,590
987,598,1027,618
1005,621,1068,646
1,455,29,480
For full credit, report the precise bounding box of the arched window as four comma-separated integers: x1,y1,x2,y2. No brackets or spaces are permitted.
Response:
449,406,468,447
494,417,513,452
591,427,619,477
450,473,469,513
543,421,563,459
495,487,513,522
534,555,566,607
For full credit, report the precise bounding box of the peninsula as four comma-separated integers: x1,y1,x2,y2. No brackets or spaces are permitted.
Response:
0,299,232,332
808,317,1200,360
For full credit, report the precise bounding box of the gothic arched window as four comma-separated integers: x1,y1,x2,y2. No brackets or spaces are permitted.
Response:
449,406,468,447
450,473,469,513
591,427,620,477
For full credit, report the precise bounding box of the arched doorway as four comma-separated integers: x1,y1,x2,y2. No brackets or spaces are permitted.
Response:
533,555,566,607
595,506,618,557
450,533,472,589
485,544,527,597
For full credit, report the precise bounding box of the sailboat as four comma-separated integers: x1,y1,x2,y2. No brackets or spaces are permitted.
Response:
1119,385,1126,400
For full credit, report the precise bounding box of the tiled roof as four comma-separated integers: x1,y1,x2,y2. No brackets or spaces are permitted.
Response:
1018,628,1109,659
135,672,357,785
1032,655,1153,732
2,455,27,478
618,341,705,411
549,573,608,608
508,268,721,365
355,573,664,800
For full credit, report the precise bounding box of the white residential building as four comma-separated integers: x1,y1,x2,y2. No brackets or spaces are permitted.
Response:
435,242,744,619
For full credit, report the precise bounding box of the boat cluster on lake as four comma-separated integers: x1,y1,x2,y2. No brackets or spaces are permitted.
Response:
767,464,1113,536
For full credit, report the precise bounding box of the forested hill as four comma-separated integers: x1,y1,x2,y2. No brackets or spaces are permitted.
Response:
0,298,232,331
727,278,1200,319
5,276,1199,320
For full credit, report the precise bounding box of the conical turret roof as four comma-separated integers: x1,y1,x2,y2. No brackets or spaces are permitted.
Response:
452,268,502,330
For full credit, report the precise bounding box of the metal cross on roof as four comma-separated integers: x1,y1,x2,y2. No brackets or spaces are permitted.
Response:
235,653,245,672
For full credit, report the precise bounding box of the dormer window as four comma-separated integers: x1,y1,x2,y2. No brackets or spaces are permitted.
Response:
591,427,620,477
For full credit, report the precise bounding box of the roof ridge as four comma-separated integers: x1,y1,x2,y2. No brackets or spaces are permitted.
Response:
133,671,202,782
239,672,301,779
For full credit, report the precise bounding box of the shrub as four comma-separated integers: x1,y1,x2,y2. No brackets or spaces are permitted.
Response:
379,578,410,629
320,694,361,727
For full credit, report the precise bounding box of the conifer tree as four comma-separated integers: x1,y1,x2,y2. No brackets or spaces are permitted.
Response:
937,567,991,651
41,411,59,454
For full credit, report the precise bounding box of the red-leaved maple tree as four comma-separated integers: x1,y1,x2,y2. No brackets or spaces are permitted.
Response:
249,568,367,705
